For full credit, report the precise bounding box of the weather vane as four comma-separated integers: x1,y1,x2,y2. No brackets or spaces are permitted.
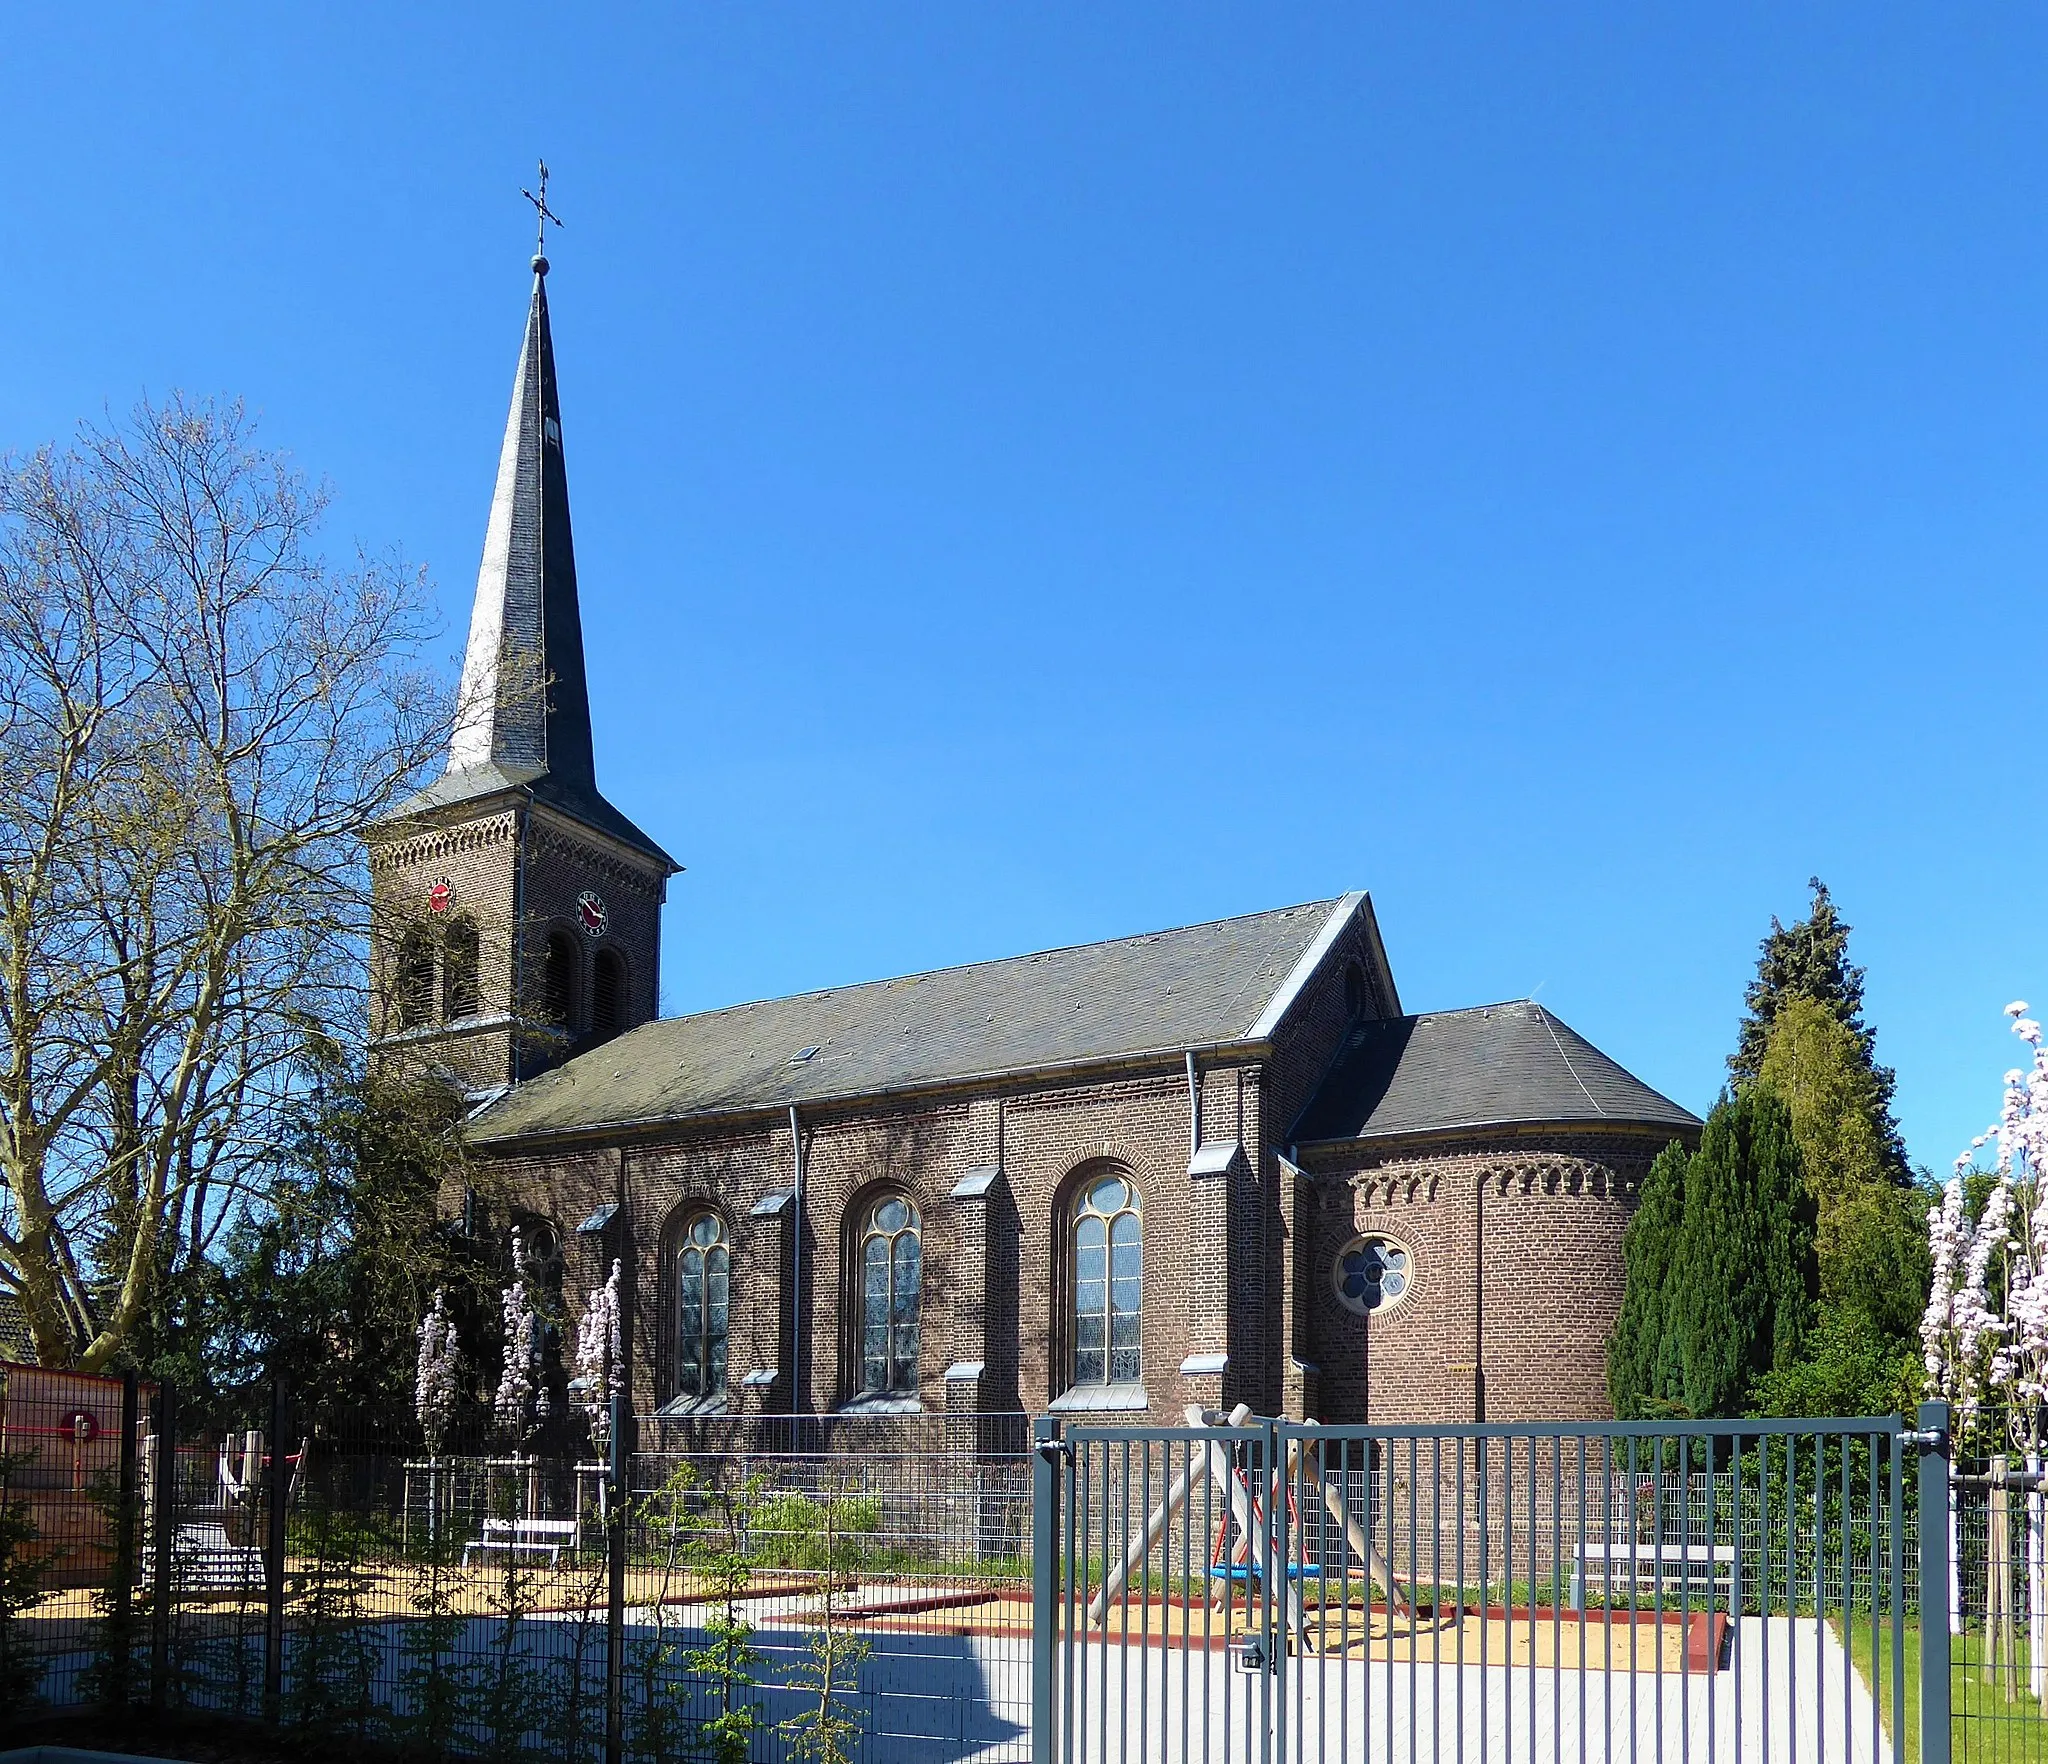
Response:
522,160,564,272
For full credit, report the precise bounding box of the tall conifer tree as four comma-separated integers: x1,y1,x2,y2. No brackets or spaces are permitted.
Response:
1730,879,1906,1174
1676,1090,1814,1417
1608,1140,1690,1418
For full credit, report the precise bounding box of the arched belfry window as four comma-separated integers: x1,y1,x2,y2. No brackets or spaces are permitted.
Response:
857,1195,921,1396
396,926,435,1031
543,932,578,1029
675,1213,730,1402
1072,1174,1141,1387
591,948,625,1042
443,918,481,1021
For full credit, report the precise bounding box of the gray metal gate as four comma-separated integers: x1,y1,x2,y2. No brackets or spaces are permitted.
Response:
1032,1405,1964,1764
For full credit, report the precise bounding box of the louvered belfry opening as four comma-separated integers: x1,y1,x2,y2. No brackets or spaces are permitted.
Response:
543,931,578,1029
396,926,435,1030
442,917,480,1020
590,947,624,1042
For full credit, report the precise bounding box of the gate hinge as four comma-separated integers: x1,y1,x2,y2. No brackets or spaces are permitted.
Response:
1899,1427,1944,1450
1036,1439,1072,1466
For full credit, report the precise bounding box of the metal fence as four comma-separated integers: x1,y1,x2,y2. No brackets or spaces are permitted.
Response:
1029,1407,1983,1764
1,1378,1034,1763
12,1390,2045,1763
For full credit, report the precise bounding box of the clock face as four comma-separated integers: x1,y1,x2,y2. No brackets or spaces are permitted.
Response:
577,891,608,937
427,878,454,914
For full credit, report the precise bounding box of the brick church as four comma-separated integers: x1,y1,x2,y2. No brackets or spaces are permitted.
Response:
367,256,1700,1431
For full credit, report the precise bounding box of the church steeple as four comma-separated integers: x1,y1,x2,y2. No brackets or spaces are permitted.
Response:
447,263,597,792
388,247,674,869
368,209,676,1094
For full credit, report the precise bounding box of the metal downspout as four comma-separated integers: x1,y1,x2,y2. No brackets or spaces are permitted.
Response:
789,1104,804,1413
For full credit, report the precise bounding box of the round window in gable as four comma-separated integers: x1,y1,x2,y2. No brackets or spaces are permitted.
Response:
1332,1235,1412,1316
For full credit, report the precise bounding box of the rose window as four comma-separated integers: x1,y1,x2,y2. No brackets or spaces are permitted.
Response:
1332,1236,1412,1316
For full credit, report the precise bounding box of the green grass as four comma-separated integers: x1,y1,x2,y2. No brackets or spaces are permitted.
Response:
1839,1620,2048,1764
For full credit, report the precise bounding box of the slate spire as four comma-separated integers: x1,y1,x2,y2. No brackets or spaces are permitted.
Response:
387,251,674,869
447,261,596,790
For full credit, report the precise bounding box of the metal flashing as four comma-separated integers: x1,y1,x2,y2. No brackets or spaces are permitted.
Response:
1247,890,1368,1042
1048,1382,1152,1415
950,1165,1002,1199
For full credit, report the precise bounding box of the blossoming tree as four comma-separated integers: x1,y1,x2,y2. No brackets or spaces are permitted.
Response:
1921,1001,2048,1693
574,1258,625,1453
415,1289,462,1454
413,1289,463,1540
492,1228,552,1448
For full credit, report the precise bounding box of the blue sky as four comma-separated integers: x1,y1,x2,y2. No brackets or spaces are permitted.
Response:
5,7,2044,1172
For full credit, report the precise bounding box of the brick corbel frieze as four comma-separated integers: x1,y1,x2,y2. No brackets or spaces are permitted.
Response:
526,822,668,899
367,811,520,874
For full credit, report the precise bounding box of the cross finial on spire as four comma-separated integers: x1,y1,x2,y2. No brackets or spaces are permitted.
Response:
521,160,564,275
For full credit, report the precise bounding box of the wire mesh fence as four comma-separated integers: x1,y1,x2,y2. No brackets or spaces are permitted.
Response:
0,1368,1034,1763
1950,1453,2048,1763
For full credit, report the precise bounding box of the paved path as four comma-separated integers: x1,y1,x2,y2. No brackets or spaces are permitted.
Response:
1031,1617,1892,1764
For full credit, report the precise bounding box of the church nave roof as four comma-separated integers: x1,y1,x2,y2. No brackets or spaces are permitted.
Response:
471,894,1369,1142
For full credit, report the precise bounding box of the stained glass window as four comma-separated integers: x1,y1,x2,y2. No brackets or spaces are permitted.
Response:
1073,1175,1141,1386
1332,1236,1411,1316
858,1195,921,1396
676,1213,730,1400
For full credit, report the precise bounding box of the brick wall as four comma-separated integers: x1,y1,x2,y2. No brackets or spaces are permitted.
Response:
368,798,668,1093
1297,1129,1688,1425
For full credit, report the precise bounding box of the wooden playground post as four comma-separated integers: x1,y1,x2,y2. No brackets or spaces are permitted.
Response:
1087,1403,1251,1625
1290,1435,1409,1619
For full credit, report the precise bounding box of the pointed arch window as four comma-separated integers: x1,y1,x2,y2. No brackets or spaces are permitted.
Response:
591,948,625,1042
857,1195,921,1396
543,932,578,1028
1073,1175,1141,1386
443,918,481,1021
675,1213,730,1402
396,926,435,1030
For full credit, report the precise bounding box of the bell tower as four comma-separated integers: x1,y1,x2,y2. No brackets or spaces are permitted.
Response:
367,227,678,1098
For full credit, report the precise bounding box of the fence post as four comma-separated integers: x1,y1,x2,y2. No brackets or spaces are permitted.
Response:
605,1389,628,1764
1918,1399,1952,1764
149,1378,176,1710
1032,1416,1061,1764
105,1368,139,1711
263,1377,289,1724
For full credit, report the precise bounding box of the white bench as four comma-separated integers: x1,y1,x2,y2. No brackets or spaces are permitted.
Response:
1569,1535,1737,1613
463,1517,580,1568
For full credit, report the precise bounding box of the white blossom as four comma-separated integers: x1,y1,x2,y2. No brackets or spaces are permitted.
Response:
414,1290,462,1454
492,1228,547,1443
1925,1006,2048,1444
574,1259,625,1449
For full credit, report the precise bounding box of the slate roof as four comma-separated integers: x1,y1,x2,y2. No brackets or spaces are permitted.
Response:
388,758,674,868
471,896,1361,1143
380,266,676,871
1292,1000,1698,1145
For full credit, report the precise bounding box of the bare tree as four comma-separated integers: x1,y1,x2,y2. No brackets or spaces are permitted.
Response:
0,396,449,1367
